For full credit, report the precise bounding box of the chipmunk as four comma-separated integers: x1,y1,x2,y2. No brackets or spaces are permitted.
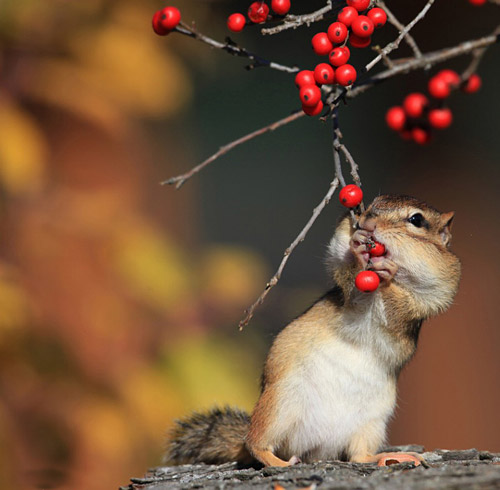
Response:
165,194,461,467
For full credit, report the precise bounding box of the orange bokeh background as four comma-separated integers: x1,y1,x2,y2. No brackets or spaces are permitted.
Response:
0,1,499,489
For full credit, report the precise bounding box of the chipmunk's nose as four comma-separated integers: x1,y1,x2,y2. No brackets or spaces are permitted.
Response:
359,216,377,232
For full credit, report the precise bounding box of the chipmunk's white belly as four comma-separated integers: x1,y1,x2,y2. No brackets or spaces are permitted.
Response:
276,337,396,461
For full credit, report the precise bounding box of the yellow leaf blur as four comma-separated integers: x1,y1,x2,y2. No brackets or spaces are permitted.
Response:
200,246,268,309
69,3,192,118
0,102,47,195
162,335,260,413
119,366,184,441
112,224,193,312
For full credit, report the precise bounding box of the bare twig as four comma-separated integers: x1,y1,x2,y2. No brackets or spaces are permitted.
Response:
332,111,364,216
261,1,333,36
338,144,362,189
371,45,395,69
162,111,305,188
175,22,299,73
349,29,499,99
376,0,423,59
239,177,340,330
365,0,436,73
460,25,500,81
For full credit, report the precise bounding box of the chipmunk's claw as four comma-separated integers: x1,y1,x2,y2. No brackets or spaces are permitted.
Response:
350,230,371,267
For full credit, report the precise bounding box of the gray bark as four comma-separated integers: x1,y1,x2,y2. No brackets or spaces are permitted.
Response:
122,447,500,490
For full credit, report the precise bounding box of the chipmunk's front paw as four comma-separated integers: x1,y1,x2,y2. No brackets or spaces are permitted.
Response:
350,230,372,267
370,257,398,284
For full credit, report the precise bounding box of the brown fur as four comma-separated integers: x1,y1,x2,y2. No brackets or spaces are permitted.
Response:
164,407,253,465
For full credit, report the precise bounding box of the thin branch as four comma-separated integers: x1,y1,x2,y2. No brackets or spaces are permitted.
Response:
332,111,364,216
162,111,305,188
460,25,500,81
175,22,298,73
371,44,395,69
261,1,333,36
239,177,340,330
338,144,362,189
376,0,423,59
365,0,435,73
349,29,499,99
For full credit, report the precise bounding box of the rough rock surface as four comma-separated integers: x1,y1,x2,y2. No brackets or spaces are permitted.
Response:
122,447,500,490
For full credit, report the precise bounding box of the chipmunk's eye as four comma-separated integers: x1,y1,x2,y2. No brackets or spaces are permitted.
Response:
408,213,425,228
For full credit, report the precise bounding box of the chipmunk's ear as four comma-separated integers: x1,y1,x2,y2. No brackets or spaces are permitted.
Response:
439,212,454,247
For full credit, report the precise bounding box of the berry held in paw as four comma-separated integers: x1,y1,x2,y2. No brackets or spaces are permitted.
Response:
355,270,380,292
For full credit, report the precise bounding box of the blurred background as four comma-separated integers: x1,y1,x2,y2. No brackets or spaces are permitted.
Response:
0,0,498,488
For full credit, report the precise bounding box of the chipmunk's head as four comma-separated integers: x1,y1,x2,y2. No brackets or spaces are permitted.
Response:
355,195,461,313
327,194,461,316
359,194,455,251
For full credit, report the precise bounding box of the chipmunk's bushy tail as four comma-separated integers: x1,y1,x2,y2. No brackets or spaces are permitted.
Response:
164,406,254,465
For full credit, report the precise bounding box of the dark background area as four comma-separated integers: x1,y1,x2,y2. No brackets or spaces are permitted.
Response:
0,1,498,489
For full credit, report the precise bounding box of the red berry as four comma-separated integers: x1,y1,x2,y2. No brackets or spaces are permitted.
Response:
469,0,487,5
428,108,453,129
369,241,386,257
349,33,371,48
355,271,380,293
351,15,374,37
314,63,335,85
367,7,387,28
347,0,371,12
337,6,358,27
403,93,428,118
428,76,451,99
327,22,348,44
462,73,482,93
411,127,432,145
312,32,334,56
299,84,322,107
159,6,181,30
227,13,246,32
271,0,291,15
248,1,269,23
329,46,350,66
437,69,460,87
335,64,357,86
385,106,406,131
295,70,316,88
302,100,324,116
339,184,363,208
152,11,169,35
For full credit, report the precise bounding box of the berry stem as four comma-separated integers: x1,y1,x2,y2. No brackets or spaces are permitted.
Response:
260,0,336,36
376,0,423,59
162,110,305,189
174,22,299,73
365,0,436,73
238,176,340,330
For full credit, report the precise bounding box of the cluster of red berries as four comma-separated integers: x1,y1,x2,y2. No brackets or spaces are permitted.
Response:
227,1,291,32
385,70,482,144
152,6,181,36
294,0,387,117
